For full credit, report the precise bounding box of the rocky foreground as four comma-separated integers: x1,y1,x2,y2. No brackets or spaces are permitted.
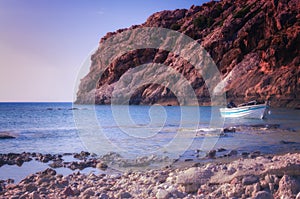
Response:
1,152,300,199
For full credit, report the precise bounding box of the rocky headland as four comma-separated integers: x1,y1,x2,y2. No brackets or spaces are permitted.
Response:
76,0,300,107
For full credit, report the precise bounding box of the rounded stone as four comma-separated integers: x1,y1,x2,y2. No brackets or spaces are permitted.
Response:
253,191,273,199
156,189,169,199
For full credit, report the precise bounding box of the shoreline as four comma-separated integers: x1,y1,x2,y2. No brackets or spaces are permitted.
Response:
0,124,299,198
1,151,300,198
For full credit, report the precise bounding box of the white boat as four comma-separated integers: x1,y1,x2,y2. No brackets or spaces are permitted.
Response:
220,101,269,119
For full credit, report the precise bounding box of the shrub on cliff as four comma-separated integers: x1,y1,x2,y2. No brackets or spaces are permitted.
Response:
170,23,181,31
193,15,214,29
234,5,251,18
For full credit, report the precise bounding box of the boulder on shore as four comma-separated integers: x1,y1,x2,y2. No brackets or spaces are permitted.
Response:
0,132,16,139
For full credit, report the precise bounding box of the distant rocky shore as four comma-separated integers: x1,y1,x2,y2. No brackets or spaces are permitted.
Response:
1,151,300,198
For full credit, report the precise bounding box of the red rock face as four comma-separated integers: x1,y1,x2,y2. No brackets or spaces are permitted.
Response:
76,0,300,107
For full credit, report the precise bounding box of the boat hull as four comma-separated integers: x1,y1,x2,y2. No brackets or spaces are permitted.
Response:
220,104,268,119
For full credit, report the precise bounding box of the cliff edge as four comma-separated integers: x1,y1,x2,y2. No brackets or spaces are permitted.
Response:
76,0,300,107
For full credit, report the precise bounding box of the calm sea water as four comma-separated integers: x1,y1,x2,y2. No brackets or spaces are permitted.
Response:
0,102,299,156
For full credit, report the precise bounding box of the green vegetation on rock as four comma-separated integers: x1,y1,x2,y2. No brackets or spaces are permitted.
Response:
234,5,251,18
193,15,214,29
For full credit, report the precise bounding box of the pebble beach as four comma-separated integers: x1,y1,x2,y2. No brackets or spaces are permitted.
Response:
1,150,300,199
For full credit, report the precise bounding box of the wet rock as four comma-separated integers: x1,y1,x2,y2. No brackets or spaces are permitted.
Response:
0,152,33,167
15,157,25,166
6,178,14,184
242,152,250,157
207,150,216,159
228,150,238,156
195,149,202,153
250,151,261,158
0,132,16,139
74,151,90,160
41,168,56,176
242,175,259,185
49,160,63,168
223,127,236,133
217,148,226,152
265,124,280,129
68,161,93,170
280,140,297,144
96,162,108,170
253,191,273,199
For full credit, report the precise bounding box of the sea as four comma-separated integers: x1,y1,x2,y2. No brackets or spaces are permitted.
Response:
0,102,299,156
0,102,300,182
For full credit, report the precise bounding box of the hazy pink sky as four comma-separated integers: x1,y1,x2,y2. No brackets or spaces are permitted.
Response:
0,0,206,102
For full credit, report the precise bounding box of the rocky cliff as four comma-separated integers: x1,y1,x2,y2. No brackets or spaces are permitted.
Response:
76,0,300,107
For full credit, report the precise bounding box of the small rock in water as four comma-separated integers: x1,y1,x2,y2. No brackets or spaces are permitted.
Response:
42,168,56,176
6,178,14,184
49,160,63,168
74,151,90,160
0,132,16,139
228,150,238,156
195,149,201,153
223,127,236,133
242,152,250,157
265,124,280,129
207,150,216,159
217,148,226,152
250,151,261,158
96,162,108,170
280,140,297,144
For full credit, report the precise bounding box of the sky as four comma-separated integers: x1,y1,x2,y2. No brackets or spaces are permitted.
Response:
0,0,207,102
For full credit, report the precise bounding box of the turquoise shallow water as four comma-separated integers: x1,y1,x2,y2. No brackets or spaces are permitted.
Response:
0,103,299,156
